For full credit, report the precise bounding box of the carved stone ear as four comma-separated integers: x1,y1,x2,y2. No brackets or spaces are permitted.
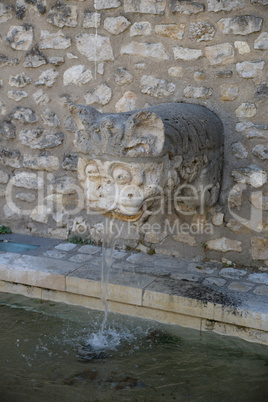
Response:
124,111,165,157
69,103,101,130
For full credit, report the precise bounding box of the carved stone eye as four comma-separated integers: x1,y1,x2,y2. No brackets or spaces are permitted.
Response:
112,167,132,185
85,164,100,180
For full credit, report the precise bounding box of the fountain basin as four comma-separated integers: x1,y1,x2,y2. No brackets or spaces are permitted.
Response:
0,235,267,346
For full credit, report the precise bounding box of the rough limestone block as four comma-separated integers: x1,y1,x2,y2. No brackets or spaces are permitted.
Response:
76,34,114,61
256,82,268,99
228,184,243,209
32,89,50,105
0,170,9,184
194,71,206,81
35,69,59,87
82,12,100,28
155,24,185,40
207,238,242,253
5,25,33,50
231,142,248,159
236,60,265,78
184,86,212,99
9,73,31,88
23,155,60,171
231,166,267,188
0,148,20,168
217,16,263,35
227,219,251,234
140,75,175,97
251,237,268,260
220,84,239,101
254,32,268,50
173,232,197,246
249,193,268,211
234,41,250,54
0,54,19,67
50,176,77,195
236,121,268,139
130,21,152,36
169,0,205,14
62,154,78,171
215,70,233,79
41,109,60,127
84,84,112,105
168,66,184,77
252,144,268,160
23,46,48,68
16,193,36,203
0,99,6,115
173,46,202,60
235,103,257,118
11,172,43,189
124,0,166,14
0,121,16,139
0,3,13,23
18,128,64,149
39,30,71,49
95,0,121,10
8,91,28,102
115,67,133,85
104,16,131,35
11,107,38,123
47,2,78,27
188,22,215,42
207,0,245,12
251,0,268,4
121,41,169,60
63,65,92,86
212,212,224,226
50,56,65,65
115,91,137,112
205,43,234,65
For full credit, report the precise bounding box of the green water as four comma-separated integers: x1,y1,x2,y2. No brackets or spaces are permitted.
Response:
0,292,267,402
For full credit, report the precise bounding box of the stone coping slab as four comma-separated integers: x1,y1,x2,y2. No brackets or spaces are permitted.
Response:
0,235,267,345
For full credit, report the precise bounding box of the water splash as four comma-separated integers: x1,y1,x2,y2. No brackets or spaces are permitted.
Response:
100,218,122,334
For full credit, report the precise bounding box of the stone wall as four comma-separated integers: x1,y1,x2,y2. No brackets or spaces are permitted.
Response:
0,0,267,266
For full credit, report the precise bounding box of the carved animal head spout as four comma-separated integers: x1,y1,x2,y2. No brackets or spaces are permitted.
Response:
71,103,224,221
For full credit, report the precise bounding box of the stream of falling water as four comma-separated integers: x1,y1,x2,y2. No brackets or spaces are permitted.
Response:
100,218,122,334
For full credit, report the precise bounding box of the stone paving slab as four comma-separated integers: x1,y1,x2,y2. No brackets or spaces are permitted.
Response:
66,264,155,305
0,236,268,345
0,252,82,291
